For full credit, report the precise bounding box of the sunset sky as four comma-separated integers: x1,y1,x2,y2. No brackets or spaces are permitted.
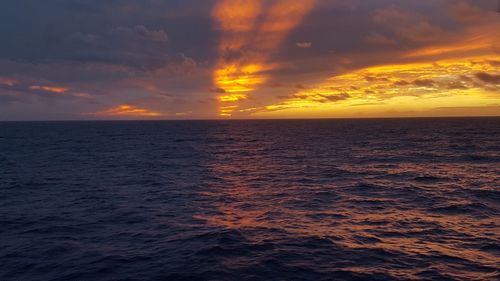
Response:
0,0,499,120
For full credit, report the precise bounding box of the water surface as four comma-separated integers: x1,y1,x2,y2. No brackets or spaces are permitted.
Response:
1,118,499,280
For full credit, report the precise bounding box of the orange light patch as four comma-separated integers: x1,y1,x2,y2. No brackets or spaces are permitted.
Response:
405,37,492,58
97,104,163,117
212,0,262,34
29,85,68,94
0,77,17,86
405,23,500,58
218,94,248,102
219,105,238,117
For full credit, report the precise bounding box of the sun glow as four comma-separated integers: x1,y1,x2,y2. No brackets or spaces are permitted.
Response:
212,0,316,116
256,55,500,118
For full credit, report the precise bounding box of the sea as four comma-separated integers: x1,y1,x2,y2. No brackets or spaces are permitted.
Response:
0,118,499,281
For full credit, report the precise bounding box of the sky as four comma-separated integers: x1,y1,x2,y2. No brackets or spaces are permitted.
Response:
0,0,499,120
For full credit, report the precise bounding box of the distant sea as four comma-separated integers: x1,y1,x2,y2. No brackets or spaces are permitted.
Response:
1,118,499,281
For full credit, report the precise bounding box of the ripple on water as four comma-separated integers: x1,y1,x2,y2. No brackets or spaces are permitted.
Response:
0,119,499,281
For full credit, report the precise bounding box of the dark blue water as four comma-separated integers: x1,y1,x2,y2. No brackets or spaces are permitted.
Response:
1,118,499,281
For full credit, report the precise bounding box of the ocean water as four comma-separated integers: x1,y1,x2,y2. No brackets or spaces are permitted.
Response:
0,118,499,281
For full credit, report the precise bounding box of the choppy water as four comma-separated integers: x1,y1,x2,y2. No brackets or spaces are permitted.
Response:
0,118,499,281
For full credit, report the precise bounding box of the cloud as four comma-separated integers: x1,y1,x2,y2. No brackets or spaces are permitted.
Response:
0,75,71,97
175,111,193,117
0,77,17,86
1,0,499,120
475,72,500,84
295,84,309,89
320,92,350,102
448,1,484,22
0,8,176,71
364,33,397,46
294,92,351,103
365,76,390,82
127,25,168,42
372,6,445,43
489,60,500,67
413,79,436,87
431,105,500,116
0,1,215,119
257,56,500,116
0,93,19,104
270,89,351,110
92,104,163,117
446,81,470,90
391,78,437,89
373,6,413,25
296,42,312,48
212,0,316,116
157,54,198,76
398,22,445,43
0,77,99,109
404,37,492,58
210,87,226,94
67,25,172,70
29,85,68,94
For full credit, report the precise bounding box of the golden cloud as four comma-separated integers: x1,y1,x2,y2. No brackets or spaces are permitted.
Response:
94,104,163,117
256,55,500,117
212,0,316,116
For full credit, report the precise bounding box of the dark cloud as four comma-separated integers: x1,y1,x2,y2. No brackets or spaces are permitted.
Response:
321,92,351,102
392,79,436,87
413,79,436,87
129,25,168,42
210,87,226,94
364,32,397,45
372,6,446,43
393,80,411,86
295,84,309,90
448,1,484,22
391,75,499,92
286,92,351,103
446,81,470,90
475,72,500,84
0,93,19,104
0,0,213,69
66,25,172,70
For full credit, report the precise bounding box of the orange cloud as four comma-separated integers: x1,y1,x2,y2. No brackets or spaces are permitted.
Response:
251,9,500,119
255,55,500,118
212,0,316,116
0,77,17,86
95,104,163,117
405,39,492,58
29,85,67,94
397,15,500,61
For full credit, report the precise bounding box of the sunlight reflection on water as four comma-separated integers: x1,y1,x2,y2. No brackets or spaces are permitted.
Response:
1,119,499,280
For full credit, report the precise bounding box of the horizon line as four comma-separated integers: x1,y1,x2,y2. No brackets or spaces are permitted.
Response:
1,115,499,122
